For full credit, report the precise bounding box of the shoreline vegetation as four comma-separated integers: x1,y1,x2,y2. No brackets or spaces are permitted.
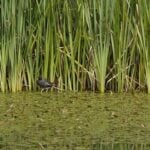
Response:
0,0,149,93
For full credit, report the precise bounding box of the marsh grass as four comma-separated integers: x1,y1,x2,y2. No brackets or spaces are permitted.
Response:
0,0,149,93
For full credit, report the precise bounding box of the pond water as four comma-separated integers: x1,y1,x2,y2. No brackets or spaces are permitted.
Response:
0,92,150,149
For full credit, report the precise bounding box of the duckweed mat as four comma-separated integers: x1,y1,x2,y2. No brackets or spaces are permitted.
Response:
0,92,150,149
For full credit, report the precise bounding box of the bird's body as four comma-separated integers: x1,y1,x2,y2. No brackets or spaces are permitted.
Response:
37,77,54,92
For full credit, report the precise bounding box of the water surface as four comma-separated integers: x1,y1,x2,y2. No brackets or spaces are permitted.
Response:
0,92,150,149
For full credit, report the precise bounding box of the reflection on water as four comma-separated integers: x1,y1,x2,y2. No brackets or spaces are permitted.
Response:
0,92,150,149
92,141,150,150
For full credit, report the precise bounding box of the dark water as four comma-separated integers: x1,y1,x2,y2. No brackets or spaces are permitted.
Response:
0,92,150,149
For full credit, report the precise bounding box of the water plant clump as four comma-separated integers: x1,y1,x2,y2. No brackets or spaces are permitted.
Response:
0,0,149,93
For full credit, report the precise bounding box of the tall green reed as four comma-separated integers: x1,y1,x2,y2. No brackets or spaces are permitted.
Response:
109,0,142,92
136,0,150,93
92,0,112,92
0,0,149,93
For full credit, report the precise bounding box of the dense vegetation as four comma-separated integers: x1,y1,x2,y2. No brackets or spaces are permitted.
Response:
0,0,149,93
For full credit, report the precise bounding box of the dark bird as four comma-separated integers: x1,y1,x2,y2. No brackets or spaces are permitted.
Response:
37,77,54,92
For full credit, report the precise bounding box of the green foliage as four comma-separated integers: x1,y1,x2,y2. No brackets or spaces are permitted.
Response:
0,0,149,93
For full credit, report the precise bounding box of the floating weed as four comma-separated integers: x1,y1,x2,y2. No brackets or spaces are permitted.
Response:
0,92,150,149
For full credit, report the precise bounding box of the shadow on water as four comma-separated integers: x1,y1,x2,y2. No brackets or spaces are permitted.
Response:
0,92,150,149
